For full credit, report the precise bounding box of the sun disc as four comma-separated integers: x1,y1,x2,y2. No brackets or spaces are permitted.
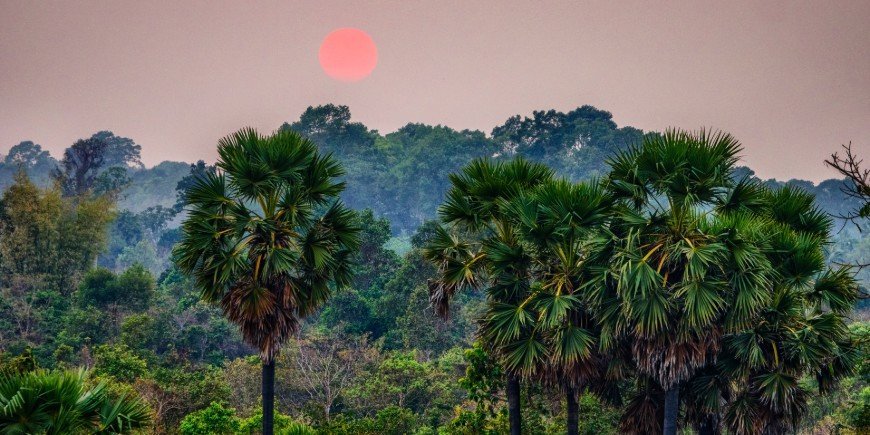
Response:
318,28,378,82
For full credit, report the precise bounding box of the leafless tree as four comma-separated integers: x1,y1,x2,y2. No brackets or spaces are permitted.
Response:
282,329,376,420
826,142,869,227
825,142,869,285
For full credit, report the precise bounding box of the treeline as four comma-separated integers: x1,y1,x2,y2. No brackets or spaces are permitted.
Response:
2,104,862,233
3,104,866,287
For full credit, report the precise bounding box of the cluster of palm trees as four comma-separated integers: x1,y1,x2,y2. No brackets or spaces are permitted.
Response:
423,129,859,434
171,127,858,434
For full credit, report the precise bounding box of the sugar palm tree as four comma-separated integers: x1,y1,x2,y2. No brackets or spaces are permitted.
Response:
424,158,554,435
684,183,859,434
497,178,623,435
0,369,151,434
600,129,777,435
174,128,359,435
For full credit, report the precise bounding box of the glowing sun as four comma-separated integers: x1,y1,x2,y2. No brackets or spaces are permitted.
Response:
318,28,378,82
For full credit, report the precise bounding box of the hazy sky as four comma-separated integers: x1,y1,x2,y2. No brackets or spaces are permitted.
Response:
1,1,867,181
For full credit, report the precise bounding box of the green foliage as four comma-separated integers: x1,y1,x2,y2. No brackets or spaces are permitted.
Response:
843,386,870,432
93,344,147,383
0,141,57,189
0,171,115,354
179,402,240,435
0,348,39,375
574,394,620,435
320,406,418,435
237,408,299,433
78,265,154,312
120,313,157,351
458,342,504,414
0,369,150,434
179,402,313,435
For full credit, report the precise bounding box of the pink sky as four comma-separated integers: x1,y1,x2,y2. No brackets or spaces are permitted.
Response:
1,1,867,181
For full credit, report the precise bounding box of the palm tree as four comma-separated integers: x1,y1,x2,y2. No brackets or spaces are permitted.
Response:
498,178,622,435
599,130,860,434
424,158,554,435
600,129,777,435
174,128,359,435
0,369,151,434
685,183,859,434
426,160,622,435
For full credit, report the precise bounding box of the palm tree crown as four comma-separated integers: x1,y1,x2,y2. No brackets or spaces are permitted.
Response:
174,127,359,362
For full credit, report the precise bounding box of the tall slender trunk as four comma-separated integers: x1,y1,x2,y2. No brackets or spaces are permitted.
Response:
262,360,275,435
566,385,579,435
506,374,522,435
662,386,679,435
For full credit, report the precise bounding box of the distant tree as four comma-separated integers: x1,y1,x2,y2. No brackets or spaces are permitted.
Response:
282,105,391,222
94,165,132,198
282,104,375,156
0,170,114,301
352,209,400,293
826,142,869,225
2,141,57,187
77,265,154,313
410,220,441,250
384,124,498,229
89,131,144,169
52,137,108,196
491,106,647,180
174,160,216,213
4,141,52,166
174,128,360,435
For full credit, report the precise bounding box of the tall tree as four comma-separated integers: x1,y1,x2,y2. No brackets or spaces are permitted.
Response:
89,131,144,169
683,184,859,434
601,130,771,434
424,158,555,435
496,178,619,435
599,129,859,434
1,141,58,188
174,128,359,435
52,137,108,197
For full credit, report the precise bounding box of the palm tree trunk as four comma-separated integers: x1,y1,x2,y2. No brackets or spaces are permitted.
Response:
566,385,579,435
262,360,275,435
506,374,522,435
662,386,679,435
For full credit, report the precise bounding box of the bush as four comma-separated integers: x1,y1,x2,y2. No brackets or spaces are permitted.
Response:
179,402,314,435
843,387,870,432
179,402,239,435
93,343,147,382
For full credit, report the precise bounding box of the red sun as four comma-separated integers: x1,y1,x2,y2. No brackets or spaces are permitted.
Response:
318,28,378,82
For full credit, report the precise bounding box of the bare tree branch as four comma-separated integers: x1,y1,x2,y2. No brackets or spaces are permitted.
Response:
825,142,869,268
